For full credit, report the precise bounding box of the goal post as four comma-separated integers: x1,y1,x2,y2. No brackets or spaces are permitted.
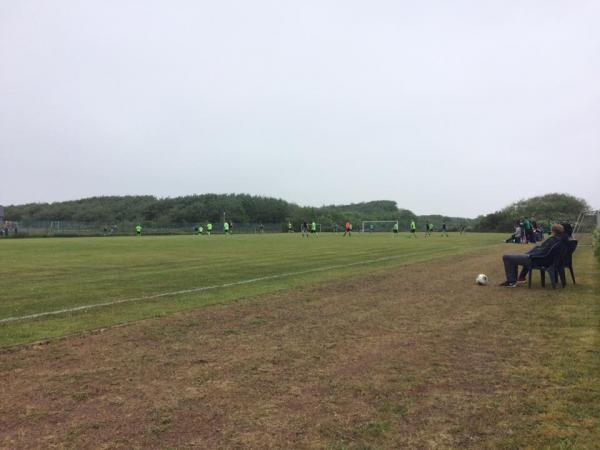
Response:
361,220,399,233
573,210,600,237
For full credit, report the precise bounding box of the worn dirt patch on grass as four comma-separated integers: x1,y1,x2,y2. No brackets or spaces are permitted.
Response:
1,247,598,449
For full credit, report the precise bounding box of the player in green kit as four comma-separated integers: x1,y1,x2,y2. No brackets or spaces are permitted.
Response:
223,221,230,235
198,225,204,235
135,224,142,237
393,222,399,235
311,221,318,237
410,220,417,238
206,222,212,236
288,221,293,233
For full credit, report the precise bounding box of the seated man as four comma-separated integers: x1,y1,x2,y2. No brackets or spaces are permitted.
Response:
561,222,573,238
499,223,565,287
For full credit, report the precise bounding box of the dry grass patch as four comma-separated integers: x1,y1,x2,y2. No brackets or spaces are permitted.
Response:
1,245,598,449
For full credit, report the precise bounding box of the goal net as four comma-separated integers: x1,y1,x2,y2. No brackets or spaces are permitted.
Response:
361,220,399,233
573,210,600,237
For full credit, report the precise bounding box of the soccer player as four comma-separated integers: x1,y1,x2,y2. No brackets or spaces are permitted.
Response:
393,222,399,235
410,220,417,238
301,221,309,237
198,225,204,235
135,224,142,237
311,221,318,237
441,222,448,237
206,222,212,236
288,221,293,233
223,221,230,235
343,221,352,237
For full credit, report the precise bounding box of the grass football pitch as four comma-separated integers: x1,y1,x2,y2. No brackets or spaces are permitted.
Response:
1,232,500,347
1,233,599,448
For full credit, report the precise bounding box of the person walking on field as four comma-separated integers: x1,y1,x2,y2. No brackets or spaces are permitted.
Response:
206,222,212,236
393,222,399,235
343,221,352,237
427,223,433,236
301,221,309,238
135,224,142,237
311,221,318,237
410,220,417,238
441,222,448,237
223,221,230,235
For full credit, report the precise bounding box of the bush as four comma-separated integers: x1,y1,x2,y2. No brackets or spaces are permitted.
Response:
593,228,600,264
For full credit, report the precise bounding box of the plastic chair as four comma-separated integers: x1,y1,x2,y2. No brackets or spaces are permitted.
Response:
527,243,567,289
558,240,578,286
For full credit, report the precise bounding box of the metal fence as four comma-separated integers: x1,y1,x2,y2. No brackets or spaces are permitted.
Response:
1,221,294,237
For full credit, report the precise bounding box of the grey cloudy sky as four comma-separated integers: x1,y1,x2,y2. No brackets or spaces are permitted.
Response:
1,1,599,217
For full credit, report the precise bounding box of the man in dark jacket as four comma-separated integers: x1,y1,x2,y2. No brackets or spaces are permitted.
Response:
499,223,565,287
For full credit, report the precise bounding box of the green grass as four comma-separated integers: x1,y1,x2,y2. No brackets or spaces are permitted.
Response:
0,232,503,347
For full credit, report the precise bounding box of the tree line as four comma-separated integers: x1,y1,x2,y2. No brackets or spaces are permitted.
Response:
5,192,590,232
471,193,591,232
5,195,470,230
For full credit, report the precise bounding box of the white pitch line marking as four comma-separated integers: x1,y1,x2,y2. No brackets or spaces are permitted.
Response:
0,245,482,325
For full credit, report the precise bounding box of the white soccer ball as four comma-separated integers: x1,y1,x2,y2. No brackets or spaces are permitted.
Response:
475,274,488,286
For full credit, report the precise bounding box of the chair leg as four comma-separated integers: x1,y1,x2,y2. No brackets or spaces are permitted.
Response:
548,268,556,289
569,265,576,284
558,266,566,288
541,270,545,288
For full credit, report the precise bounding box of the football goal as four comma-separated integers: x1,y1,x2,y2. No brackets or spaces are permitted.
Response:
361,220,399,233
573,210,600,237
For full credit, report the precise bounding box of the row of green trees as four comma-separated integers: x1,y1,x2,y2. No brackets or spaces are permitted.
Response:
6,192,590,232
471,193,591,232
5,195,470,230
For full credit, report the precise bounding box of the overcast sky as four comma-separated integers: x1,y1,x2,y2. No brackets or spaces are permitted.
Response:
1,1,599,217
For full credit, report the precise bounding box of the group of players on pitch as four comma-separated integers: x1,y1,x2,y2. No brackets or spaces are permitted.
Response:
290,220,453,237
134,221,456,237
408,220,450,237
